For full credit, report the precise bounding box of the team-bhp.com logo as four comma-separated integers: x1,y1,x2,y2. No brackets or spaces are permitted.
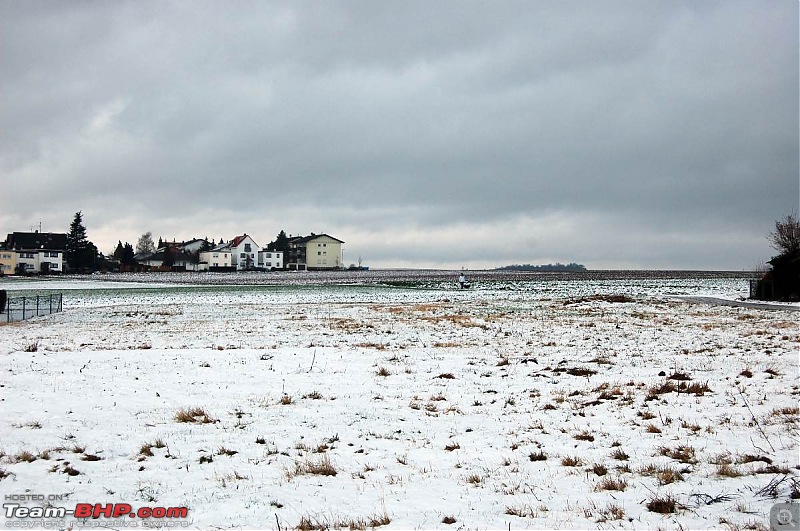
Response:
4,495,189,528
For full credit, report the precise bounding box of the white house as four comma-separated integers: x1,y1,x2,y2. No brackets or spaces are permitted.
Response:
198,245,233,270
225,234,259,270
3,232,67,274
258,249,284,270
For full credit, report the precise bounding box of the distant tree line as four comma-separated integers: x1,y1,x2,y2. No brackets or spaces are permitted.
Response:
496,262,587,272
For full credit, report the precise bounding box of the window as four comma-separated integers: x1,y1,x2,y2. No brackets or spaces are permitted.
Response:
244,244,251,252
240,253,246,258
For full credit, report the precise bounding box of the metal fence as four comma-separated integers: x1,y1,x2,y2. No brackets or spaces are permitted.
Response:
2,293,63,323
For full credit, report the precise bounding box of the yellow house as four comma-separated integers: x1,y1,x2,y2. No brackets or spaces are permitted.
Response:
0,249,17,275
287,234,344,270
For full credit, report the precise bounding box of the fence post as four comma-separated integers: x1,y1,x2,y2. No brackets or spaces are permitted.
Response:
36,295,40,317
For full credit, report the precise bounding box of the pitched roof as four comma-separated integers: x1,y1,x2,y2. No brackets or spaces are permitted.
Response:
5,232,68,251
289,233,344,244
225,234,258,249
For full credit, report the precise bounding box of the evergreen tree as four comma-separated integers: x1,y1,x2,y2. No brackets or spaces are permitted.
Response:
113,241,124,261
121,243,135,265
268,230,290,252
158,236,164,249
66,211,95,271
162,246,175,268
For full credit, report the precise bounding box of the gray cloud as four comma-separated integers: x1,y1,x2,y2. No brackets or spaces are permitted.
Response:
1,1,796,269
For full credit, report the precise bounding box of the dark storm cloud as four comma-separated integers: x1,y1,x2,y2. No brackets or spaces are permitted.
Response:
1,1,796,268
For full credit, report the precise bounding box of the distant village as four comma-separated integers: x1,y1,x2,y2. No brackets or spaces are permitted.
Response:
0,227,350,275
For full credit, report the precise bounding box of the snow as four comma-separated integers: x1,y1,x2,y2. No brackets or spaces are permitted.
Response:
0,273,797,530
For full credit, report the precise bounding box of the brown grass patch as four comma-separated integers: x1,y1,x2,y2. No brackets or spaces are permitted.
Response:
646,494,678,514
561,456,584,467
175,407,216,424
596,476,627,491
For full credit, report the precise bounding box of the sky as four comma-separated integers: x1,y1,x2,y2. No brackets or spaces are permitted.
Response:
1,1,797,270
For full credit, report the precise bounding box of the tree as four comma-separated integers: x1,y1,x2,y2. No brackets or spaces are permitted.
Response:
267,230,290,252
66,211,96,271
768,213,800,258
121,243,135,266
113,241,124,261
136,232,155,255
162,246,175,268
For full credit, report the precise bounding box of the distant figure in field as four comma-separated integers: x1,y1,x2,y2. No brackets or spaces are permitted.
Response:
458,272,469,289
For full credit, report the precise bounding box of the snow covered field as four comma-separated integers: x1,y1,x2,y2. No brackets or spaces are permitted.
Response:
0,273,797,530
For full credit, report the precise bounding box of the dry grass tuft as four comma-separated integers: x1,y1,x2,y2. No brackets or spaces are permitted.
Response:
596,476,627,491
561,455,584,467
529,451,547,462
639,464,684,484
596,504,626,522
574,430,595,442
441,515,457,525
290,455,337,478
658,445,697,464
279,394,294,405
611,448,629,461
376,366,391,377
464,473,482,485
646,494,678,514
716,462,743,477
444,442,460,452
175,407,216,424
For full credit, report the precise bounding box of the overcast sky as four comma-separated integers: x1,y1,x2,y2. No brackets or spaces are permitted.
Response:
1,1,797,269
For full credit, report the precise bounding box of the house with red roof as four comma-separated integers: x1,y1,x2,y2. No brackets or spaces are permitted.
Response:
225,234,259,270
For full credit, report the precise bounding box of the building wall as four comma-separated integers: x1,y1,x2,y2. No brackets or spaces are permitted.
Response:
305,236,342,269
258,250,284,269
0,251,17,275
15,251,40,273
199,251,232,268
230,236,258,269
39,251,64,273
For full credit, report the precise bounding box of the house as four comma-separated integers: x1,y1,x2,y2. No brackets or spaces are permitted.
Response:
257,249,284,270
225,234,259,270
0,244,17,276
198,244,233,271
286,233,344,270
3,232,67,274
134,238,211,272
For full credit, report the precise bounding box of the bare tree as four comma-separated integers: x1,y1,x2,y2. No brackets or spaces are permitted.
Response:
136,231,155,255
768,213,800,257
